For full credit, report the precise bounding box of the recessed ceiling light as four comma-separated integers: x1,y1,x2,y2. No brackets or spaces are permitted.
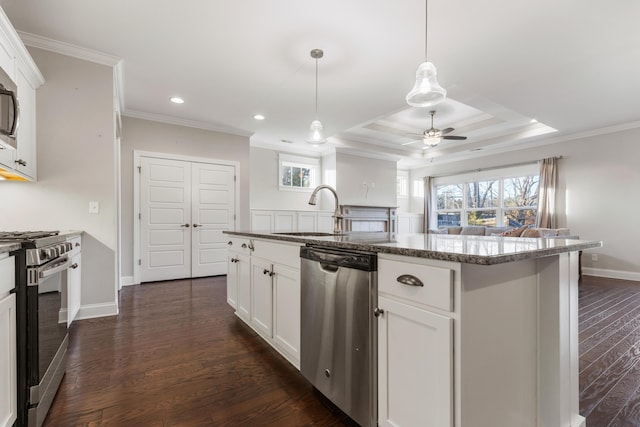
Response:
170,97,184,104
254,114,265,120
530,118,538,123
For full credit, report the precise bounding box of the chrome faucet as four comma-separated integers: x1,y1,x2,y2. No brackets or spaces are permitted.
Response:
308,185,343,234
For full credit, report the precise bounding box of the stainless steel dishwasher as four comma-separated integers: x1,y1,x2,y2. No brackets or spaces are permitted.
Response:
300,245,377,427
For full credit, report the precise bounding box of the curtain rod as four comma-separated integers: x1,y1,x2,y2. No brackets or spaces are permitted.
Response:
427,156,563,179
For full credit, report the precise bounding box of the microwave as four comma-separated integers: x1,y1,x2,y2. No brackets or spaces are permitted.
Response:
0,65,19,150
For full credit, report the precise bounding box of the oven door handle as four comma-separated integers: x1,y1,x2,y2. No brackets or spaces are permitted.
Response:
39,255,71,279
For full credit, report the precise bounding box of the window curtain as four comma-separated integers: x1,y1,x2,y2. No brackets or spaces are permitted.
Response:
535,157,557,228
423,176,433,232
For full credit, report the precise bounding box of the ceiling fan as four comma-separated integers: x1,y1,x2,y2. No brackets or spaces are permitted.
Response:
402,110,467,148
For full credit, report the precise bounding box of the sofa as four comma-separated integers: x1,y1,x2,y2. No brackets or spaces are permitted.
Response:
430,225,578,239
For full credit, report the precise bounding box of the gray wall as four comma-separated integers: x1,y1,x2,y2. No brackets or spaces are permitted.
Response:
0,47,118,316
249,146,323,211
411,127,640,279
120,116,251,280
336,152,397,207
249,147,399,211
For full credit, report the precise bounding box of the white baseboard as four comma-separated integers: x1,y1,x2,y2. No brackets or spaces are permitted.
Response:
77,302,119,320
582,267,640,282
120,275,136,286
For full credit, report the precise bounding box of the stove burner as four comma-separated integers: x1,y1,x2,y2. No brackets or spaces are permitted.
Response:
0,231,60,240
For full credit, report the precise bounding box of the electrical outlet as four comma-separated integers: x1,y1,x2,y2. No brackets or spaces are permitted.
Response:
89,201,100,214
591,253,599,262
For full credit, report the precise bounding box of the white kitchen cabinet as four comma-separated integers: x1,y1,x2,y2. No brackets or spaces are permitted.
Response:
227,237,252,319
12,62,37,180
66,235,82,325
0,9,44,181
378,296,452,427
226,237,302,367
272,262,300,364
250,257,273,339
0,254,17,427
378,256,453,427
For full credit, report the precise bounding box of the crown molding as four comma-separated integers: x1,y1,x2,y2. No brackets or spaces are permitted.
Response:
123,109,253,138
17,31,121,67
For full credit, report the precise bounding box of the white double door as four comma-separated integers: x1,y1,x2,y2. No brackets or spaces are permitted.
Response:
140,156,235,282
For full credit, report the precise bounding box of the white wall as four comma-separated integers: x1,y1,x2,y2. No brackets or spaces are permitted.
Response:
120,116,251,280
0,47,118,317
411,127,640,279
336,151,397,207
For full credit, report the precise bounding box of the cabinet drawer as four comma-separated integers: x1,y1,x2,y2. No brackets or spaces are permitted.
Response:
253,240,302,269
379,258,453,312
226,237,252,255
0,255,15,295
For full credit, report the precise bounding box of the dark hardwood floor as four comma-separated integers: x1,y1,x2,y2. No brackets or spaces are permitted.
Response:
579,275,640,426
44,276,356,427
43,274,640,426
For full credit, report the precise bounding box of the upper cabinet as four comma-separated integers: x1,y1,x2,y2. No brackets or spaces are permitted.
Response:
0,7,44,181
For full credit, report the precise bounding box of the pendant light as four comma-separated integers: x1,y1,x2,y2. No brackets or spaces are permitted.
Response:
406,0,446,108
306,48,327,145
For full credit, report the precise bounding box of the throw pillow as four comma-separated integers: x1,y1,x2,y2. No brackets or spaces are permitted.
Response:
499,225,529,237
460,226,486,236
522,228,558,238
429,228,448,234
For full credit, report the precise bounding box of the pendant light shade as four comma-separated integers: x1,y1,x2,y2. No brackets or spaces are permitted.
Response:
307,119,325,144
406,61,446,107
406,0,446,108
306,48,327,145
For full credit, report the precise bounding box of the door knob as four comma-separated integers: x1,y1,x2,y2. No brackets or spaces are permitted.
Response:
374,308,385,317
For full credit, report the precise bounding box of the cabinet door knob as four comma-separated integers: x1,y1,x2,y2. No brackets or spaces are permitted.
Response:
70,263,79,269
227,241,233,245
193,224,201,228
181,224,190,227
263,268,270,275
374,308,385,317
241,243,247,248
15,159,27,167
397,274,424,287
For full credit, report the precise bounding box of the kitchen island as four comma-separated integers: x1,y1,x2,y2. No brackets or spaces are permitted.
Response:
224,231,601,427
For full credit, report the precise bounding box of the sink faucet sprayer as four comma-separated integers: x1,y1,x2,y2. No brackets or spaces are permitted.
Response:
308,185,343,234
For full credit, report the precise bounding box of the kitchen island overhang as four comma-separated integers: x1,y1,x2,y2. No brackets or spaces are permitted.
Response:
224,231,600,427
224,231,601,265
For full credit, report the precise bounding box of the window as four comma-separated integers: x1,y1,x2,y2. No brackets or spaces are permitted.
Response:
434,167,539,227
279,154,319,191
412,179,424,198
397,171,409,198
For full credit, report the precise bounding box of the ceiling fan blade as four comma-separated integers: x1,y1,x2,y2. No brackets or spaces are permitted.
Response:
440,127,455,135
401,140,420,146
442,135,467,140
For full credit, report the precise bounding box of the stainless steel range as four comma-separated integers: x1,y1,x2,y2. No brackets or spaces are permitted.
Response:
0,231,73,427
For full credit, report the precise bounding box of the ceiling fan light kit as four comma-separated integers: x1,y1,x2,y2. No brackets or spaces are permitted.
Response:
403,110,467,148
406,0,446,108
306,48,327,145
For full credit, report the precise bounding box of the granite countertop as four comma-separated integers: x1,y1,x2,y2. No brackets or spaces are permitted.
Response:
0,242,21,254
224,231,602,265
58,230,83,238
